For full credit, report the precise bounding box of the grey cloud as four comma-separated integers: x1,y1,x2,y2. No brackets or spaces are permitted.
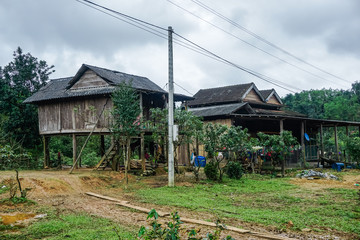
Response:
0,0,196,59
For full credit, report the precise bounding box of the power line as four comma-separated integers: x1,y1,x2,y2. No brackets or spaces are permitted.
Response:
75,0,300,93
174,82,194,96
80,0,168,31
75,0,167,40
190,0,352,84
167,0,348,89
173,32,298,93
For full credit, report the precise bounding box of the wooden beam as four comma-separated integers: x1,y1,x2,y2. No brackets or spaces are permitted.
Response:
86,192,292,240
43,136,50,168
280,120,285,177
72,134,77,169
334,125,339,161
320,124,324,157
279,119,284,133
100,135,105,156
141,133,145,172
95,142,115,169
346,126,349,163
301,121,306,167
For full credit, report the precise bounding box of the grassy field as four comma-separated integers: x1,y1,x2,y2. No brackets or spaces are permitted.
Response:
1,211,137,240
0,169,359,239
134,174,360,235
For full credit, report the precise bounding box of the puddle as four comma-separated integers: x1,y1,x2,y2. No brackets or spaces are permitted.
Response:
0,213,36,225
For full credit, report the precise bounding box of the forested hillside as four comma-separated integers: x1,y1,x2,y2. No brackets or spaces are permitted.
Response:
282,82,360,121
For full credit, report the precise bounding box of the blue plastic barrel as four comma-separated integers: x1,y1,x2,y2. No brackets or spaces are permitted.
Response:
194,156,206,167
331,163,344,172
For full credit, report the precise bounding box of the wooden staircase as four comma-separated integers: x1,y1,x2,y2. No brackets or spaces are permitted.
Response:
95,143,117,170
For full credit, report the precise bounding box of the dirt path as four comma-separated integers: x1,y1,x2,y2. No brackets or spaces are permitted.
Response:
0,169,356,239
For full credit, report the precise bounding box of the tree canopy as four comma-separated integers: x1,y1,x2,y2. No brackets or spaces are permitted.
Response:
282,82,360,121
0,47,55,148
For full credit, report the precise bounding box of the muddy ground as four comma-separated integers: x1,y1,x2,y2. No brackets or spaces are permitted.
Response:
0,169,359,239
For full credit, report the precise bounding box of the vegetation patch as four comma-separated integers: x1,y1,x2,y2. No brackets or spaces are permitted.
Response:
135,175,360,235
1,212,136,240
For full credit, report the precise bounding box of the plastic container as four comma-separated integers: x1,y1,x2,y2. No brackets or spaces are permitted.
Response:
331,163,344,172
194,156,206,167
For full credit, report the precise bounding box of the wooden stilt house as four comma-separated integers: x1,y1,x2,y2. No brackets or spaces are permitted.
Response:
24,64,192,169
187,83,360,167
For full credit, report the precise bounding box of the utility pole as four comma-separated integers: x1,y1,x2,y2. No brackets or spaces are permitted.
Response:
168,26,175,187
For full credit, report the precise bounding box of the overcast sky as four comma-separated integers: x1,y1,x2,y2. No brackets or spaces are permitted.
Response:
1,0,359,97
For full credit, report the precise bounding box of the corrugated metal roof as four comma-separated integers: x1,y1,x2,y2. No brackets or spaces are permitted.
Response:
188,102,249,117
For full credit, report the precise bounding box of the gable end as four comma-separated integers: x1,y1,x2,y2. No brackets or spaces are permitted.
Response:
71,70,109,90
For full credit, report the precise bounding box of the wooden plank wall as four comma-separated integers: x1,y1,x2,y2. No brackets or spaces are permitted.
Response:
72,70,109,89
38,97,113,135
244,89,263,103
204,118,232,127
267,95,281,105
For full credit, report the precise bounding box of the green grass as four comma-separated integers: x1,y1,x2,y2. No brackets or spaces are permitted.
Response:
0,212,136,240
135,174,360,235
0,186,9,194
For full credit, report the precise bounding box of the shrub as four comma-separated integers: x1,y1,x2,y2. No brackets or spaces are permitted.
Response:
226,161,243,179
138,209,233,240
0,144,32,170
204,161,218,181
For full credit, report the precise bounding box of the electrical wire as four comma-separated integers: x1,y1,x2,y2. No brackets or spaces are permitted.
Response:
173,32,299,93
81,0,168,31
174,82,194,96
167,0,349,89
75,0,301,93
190,0,352,84
75,0,169,40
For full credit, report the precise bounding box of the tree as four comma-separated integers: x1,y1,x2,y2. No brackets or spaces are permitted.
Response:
203,123,228,181
173,109,203,170
258,131,298,177
0,47,54,148
147,107,168,164
220,125,249,161
283,89,339,119
111,81,141,186
345,136,360,165
147,108,204,181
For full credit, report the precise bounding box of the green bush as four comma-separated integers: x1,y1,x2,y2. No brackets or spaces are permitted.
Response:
226,161,243,179
204,161,218,181
0,144,32,170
